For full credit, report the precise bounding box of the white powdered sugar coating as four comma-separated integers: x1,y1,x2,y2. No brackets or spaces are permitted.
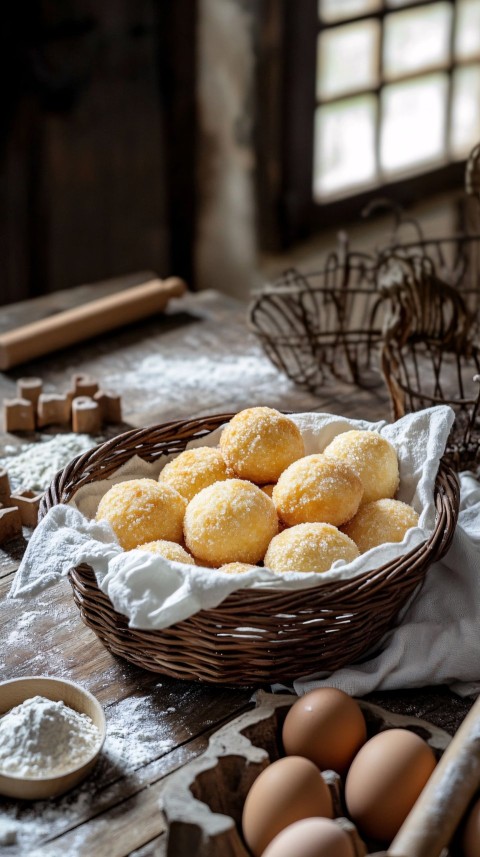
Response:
0,696,101,777
0,434,97,492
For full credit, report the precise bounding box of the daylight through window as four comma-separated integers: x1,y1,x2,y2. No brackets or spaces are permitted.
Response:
314,0,480,200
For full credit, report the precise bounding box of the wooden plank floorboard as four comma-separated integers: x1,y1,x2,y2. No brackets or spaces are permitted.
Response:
3,715,252,856
128,833,166,857
28,786,168,857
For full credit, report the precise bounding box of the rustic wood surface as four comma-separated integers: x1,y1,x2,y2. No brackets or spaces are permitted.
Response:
0,283,473,856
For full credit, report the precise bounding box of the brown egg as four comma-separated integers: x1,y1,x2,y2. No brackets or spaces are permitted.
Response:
242,756,333,857
462,795,480,857
262,818,355,857
282,688,367,776
345,728,437,843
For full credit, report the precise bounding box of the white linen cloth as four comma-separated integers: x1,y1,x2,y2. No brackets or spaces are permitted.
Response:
11,405,478,695
291,470,480,699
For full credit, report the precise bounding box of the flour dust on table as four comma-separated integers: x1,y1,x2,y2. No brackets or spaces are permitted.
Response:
100,349,302,423
0,434,99,492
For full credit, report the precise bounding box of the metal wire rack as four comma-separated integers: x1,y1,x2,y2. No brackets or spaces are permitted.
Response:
249,242,386,390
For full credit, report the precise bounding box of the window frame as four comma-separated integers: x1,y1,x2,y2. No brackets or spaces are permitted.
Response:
257,0,469,250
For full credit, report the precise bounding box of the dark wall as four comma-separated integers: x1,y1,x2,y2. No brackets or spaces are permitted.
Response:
0,0,196,305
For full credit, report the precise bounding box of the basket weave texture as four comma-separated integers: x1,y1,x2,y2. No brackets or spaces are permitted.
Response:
40,414,460,686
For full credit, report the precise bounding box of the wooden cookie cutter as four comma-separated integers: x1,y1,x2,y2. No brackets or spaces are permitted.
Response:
3,398,36,433
0,468,11,505
69,373,100,399
16,377,43,409
0,506,23,544
9,490,43,528
37,393,71,428
94,390,122,424
72,397,102,434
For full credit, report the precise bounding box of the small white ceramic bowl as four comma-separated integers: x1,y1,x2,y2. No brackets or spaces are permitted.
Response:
0,676,106,800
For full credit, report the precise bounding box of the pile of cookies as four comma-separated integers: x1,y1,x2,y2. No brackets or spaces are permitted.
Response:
95,407,419,575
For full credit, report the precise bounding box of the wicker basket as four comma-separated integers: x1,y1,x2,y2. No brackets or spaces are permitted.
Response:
40,414,460,686
379,253,480,474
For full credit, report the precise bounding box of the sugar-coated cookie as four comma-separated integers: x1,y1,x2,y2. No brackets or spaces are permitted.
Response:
137,539,195,564
96,479,186,550
264,523,359,573
324,430,399,504
261,484,275,497
184,478,278,565
218,562,257,574
342,499,419,553
220,407,305,484
272,454,363,527
158,446,230,502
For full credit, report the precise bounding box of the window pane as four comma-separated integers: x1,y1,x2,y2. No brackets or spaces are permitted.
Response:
451,65,480,157
317,20,380,99
314,95,377,198
455,0,480,61
383,3,453,80
380,74,448,174
319,0,382,23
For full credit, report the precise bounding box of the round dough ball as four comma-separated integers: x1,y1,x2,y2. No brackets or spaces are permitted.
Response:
137,540,195,565
96,479,186,550
184,478,278,565
158,446,230,502
220,407,305,484
342,499,419,553
264,523,359,574
324,430,399,504
261,483,276,497
218,562,257,574
272,454,363,527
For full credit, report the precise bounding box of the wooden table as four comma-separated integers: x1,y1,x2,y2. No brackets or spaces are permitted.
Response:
0,284,472,856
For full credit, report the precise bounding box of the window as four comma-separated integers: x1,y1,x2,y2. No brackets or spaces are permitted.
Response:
257,0,480,247
315,0,480,199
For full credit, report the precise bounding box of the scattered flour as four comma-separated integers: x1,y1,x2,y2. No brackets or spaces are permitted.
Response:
0,819,18,846
5,610,39,646
101,350,299,422
0,434,98,492
103,695,174,771
0,696,101,777
0,682,198,854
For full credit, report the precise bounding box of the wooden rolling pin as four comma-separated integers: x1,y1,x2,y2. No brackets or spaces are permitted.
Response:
0,276,186,370
388,693,480,856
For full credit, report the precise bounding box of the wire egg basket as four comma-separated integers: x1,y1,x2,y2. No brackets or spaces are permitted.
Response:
379,253,480,474
249,242,386,390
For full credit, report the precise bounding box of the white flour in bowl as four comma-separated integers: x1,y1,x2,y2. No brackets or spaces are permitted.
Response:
0,695,101,778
